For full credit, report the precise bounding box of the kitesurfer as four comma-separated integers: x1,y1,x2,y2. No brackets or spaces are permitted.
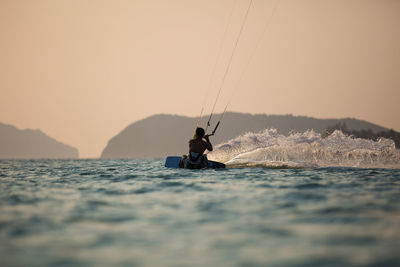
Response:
181,127,213,169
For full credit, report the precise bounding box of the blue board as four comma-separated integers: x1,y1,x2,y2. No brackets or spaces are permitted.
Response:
165,156,182,168
165,156,226,169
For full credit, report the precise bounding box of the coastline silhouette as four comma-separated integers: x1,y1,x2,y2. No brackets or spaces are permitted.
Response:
101,112,395,158
0,122,78,159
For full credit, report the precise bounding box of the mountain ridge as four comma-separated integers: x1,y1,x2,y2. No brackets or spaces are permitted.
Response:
0,122,79,159
101,112,390,158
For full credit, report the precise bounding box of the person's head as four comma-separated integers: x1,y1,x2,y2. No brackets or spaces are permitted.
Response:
195,127,205,139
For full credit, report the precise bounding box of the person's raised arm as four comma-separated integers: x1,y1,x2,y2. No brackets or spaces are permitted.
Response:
204,135,213,151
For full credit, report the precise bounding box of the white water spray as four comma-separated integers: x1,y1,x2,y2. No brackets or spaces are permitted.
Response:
208,129,400,168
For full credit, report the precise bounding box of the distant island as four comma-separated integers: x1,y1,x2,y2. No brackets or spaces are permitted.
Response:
101,112,396,158
0,123,78,159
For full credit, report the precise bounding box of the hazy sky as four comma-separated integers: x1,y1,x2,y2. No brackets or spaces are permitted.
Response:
1,0,399,158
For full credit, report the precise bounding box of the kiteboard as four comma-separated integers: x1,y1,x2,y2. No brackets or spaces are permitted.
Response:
165,156,225,169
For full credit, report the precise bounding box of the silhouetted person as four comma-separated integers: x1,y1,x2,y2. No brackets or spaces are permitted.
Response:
181,127,213,169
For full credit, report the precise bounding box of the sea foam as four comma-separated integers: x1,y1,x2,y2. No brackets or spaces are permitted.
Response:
208,129,400,168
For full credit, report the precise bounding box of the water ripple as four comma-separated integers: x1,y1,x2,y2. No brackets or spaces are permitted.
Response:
0,159,399,266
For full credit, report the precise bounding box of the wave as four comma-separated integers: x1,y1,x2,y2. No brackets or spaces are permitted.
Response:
208,129,400,169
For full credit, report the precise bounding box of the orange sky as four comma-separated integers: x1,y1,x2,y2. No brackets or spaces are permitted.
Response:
1,0,399,158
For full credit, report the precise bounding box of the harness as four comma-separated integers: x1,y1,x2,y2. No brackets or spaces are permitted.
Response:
189,152,202,163
182,152,208,169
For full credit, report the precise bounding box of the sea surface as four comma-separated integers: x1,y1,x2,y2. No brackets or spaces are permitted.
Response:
1,131,400,266
1,159,400,267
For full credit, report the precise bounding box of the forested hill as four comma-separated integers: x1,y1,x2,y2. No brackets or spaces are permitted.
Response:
101,112,391,158
0,123,78,159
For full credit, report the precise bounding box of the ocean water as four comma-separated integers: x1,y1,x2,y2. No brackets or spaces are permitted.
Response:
1,131,400,266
